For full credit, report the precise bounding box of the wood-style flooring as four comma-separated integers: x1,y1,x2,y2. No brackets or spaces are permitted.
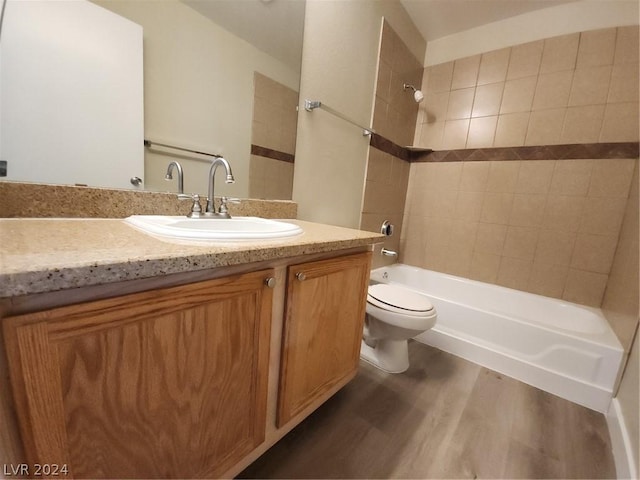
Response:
239,341,616,479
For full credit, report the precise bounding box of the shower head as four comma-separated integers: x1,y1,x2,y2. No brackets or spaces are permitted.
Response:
403,83,424,104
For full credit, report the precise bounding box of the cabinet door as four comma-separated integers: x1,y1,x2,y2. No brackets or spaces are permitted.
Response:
277,252,371,426
3,270,274,478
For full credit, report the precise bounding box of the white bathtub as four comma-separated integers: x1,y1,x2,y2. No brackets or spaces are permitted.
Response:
370,264,624,413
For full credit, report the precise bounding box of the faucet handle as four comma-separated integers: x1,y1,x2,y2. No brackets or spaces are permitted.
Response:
219,196,240,215
177,193,203,218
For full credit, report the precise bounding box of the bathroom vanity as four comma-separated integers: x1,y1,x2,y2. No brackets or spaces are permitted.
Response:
0,218,382,478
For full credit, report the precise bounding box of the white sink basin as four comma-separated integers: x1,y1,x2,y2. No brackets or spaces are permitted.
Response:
124,215,303,241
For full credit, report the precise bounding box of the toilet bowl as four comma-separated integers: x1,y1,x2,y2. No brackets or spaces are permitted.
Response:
360,283,437,373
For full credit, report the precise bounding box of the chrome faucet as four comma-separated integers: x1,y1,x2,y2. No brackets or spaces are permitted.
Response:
205,157,235,217
164,161,184,194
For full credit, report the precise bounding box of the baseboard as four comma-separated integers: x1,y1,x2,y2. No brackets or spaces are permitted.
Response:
606,398,638,479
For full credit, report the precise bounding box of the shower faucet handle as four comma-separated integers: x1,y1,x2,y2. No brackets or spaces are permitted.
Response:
381,248,398,257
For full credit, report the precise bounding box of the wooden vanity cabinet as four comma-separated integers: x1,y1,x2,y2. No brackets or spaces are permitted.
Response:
3,269,274,479
277,252,371,426
2,250,374,478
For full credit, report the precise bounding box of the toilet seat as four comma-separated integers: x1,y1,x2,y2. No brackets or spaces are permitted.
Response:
367,284,434,317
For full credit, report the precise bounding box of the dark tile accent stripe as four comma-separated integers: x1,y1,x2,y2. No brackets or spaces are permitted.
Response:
369,133,413,161
251,144,295,163
414,143,640,162
370,133,639,162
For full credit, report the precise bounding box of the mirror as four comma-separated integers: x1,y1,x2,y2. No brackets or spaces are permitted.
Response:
0,0,305,200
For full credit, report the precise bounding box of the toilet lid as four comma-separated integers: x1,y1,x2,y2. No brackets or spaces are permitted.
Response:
367,284,434,313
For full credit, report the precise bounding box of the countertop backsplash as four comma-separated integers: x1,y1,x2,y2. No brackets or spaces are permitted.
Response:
0,181,297,219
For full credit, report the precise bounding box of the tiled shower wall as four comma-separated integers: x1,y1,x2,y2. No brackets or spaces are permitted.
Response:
361,21,422,268
400,25,639,308
373,22,423,148
401,158,636,307
249,72,298,200
415,26,639,149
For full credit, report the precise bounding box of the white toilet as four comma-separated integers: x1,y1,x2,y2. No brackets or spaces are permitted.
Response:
360,283,437,373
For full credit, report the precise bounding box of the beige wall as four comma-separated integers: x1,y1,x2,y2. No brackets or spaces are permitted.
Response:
416,26,639,150
615,332,639,475
603,161,639,351
361,147,410,269
361,21,422,268
94,0,299,199
249,73,297,200
602,88,639,477
293,0,424,229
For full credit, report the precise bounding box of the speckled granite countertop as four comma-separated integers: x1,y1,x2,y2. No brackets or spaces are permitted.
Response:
0,218,383,298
